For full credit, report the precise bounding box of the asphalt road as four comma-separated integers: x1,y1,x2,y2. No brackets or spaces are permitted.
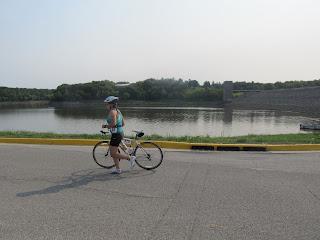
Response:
1,144,320,240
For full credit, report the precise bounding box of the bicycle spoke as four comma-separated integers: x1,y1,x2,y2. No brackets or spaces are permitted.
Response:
134,142,163,170
92,141,115,169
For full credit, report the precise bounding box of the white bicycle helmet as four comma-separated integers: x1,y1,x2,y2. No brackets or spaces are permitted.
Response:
104,96,119,103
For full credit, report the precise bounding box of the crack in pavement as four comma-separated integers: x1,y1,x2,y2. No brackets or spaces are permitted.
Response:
306,187,320,203
188,166,211,240
148,161,193,240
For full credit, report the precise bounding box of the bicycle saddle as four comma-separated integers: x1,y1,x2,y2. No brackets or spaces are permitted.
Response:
132,130,144,138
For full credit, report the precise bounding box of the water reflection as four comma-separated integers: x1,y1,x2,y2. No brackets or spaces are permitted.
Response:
0,105,318,136
54,106,203,123
54,107,104,119
223,106,233,124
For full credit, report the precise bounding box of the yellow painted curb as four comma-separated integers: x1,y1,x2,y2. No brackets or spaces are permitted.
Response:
0,138,100,146
265,144,320,151
0,138,320,151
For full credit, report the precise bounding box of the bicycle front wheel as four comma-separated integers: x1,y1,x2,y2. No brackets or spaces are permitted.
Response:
134,142,163,170
92,141,115,169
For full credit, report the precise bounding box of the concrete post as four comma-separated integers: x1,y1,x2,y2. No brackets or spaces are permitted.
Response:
223,81,233,103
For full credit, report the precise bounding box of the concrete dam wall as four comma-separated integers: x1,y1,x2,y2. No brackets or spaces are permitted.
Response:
231,86,320,117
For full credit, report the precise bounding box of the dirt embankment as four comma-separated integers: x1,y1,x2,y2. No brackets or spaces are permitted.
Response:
231,86,320,117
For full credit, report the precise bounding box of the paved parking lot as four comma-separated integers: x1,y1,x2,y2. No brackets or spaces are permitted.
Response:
1,144,320,239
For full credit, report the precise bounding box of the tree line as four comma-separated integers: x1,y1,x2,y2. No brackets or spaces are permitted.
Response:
43,78,224,102
0,87,53,102
233,79,320,90
1,78,320,102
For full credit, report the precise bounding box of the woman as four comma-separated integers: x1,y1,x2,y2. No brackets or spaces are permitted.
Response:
102,96,136,174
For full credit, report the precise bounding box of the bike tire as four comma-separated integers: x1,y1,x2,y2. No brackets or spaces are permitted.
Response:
92,141,115,169
133,142,163,170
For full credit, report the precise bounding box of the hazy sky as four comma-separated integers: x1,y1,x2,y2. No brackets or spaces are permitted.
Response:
0,0,319,88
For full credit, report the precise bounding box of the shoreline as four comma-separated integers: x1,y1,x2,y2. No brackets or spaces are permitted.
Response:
0,100,49,108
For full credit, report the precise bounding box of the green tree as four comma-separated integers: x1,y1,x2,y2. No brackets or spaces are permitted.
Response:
203,81,211,88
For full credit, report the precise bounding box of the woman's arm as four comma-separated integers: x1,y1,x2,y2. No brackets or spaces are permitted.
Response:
102,110,117,129
107,110,117,128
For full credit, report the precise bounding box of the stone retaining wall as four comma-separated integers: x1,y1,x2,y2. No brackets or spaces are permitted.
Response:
231,86,320,117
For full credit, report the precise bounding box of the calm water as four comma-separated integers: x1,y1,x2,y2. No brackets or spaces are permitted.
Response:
0,105,317,136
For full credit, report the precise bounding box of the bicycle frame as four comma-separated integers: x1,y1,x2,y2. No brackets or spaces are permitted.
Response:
118,138,136,155
118,137,149,157
94,130,163,170
99,130,152,158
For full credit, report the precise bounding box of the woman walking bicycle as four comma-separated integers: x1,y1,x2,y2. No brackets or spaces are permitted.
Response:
102,96,136,174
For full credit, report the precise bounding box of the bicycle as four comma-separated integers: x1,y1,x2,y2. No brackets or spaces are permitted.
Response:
92,130,164,170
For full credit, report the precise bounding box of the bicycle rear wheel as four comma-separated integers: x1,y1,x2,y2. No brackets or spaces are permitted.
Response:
134,142,163,170
92,141,115,169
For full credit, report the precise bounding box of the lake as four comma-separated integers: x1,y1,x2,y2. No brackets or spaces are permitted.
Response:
0,103,317,136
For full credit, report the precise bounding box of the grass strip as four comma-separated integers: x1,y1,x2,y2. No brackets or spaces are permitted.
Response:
0,131,320,144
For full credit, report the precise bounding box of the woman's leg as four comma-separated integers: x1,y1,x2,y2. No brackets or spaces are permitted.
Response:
110,146,129,169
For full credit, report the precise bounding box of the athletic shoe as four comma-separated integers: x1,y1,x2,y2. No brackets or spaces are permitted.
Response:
129,156,136,169
110,168,122,174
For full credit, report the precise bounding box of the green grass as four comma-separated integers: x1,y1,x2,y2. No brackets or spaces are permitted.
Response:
0,131,320,144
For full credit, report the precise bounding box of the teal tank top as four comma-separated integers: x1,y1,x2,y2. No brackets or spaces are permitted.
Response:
106,109,124,134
